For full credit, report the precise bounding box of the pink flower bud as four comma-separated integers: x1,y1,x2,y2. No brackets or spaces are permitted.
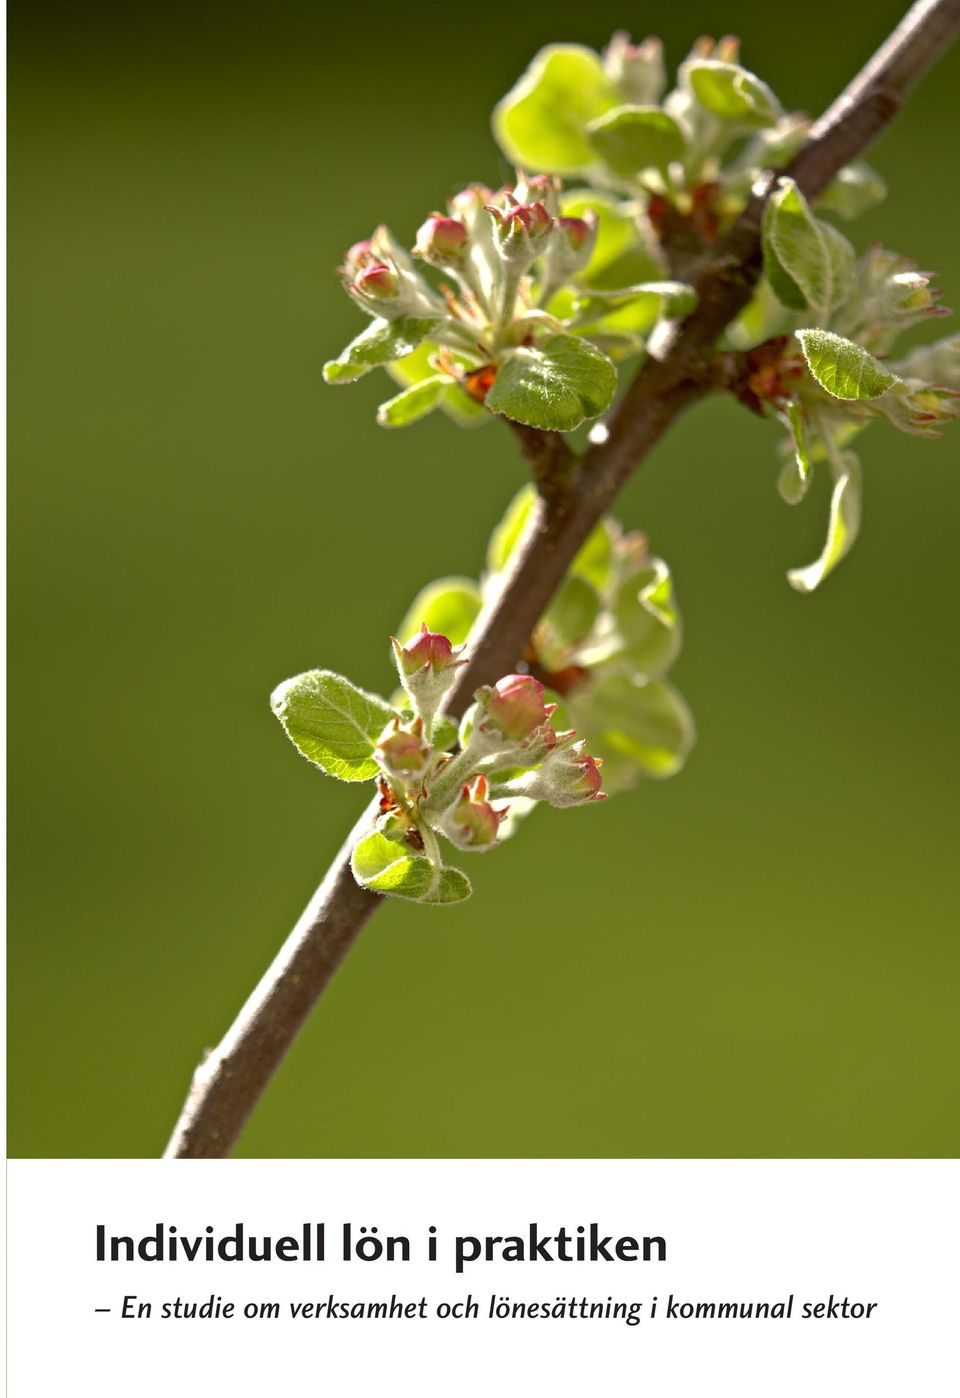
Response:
376,718,429,775
392,624,459,679
566,751,605,801
505,200,552,236
451,775,506,848
414,214,469,266
343,239,377,272
558,216,592,252
483,673,551,741
353,262,399,300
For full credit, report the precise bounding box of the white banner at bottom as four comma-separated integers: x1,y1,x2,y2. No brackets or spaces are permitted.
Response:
6,1159,956,1396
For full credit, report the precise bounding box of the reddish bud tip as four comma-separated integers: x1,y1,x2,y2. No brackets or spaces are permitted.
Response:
394,625,458,678
413,214,469,266
558,216,592,252
484,673,550,741
354,262,399,300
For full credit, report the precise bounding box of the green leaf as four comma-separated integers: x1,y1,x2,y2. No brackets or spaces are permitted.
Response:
430,714,460,752
559,191,661,288
492,44,621,174
323,316,442,384
419,866,472,905
568,673,695,790
797,328,898,401
686,60,781,127
537,575,601,668
387,341,490,428
575,280,696,339
613,561,681,679
377,377,446,428
398,577,482,648
486,334,617,432
763,179,855,319
817,162,887,220
351,832,472,905
777,400,813,504
586,105,685,177
351,831,438,900
487,486,536,573
787,453,862,593
271,671,396,781
570,520,615,593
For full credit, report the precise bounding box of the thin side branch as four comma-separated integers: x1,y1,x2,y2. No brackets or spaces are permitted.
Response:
165,0,960,1158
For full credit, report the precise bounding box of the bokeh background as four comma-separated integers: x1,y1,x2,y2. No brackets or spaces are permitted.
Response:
9,0,959,1157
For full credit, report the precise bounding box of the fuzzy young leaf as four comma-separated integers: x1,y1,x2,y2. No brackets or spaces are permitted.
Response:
323,316,442,384
487,486,536,573
569,673,695,789
763,179,855,319
271,671,396,781
613,562,681,679
797,328,898,401
398,578,482,649
575,280,696,340
586,105,685,176
787,453,862,593
486,334,617,432
817,162,887,220
492,44,620,174
419,867,473,905
686,60,781,127
351,831,439,901
777,401,813,504
377,376,446,428
537,575,601,668
387,341,489,428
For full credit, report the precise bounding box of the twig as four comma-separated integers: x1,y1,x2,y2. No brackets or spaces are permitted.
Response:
165,0,960,1158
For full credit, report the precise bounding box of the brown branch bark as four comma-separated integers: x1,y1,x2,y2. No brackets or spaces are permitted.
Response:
165,0,960,1158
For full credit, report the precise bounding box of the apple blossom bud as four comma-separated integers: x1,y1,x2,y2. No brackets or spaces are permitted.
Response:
343,239,377,272
444,774,507,850
391,625,465,724
552,213,598,276
487,199,554,265
392,624,458,679
376,717,429,777
511,741,606,808
414,214,469,268
353,262,399,301
480,673,552,742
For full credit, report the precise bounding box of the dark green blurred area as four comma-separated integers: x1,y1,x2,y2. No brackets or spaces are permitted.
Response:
9,0,959,1158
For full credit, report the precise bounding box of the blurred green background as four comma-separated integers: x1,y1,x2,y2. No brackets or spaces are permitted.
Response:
9,0,959,1158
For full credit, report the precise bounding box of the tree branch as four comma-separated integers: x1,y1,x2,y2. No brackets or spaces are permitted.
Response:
165,0,960,1158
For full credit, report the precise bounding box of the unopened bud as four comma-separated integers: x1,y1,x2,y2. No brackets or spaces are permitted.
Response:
343,239,377,272
479,673,554,742
376,717,430,777
551,213,598,276
514,741,606,808
414,214,470,268
353,262,399,301
488,199,554,265
444,774,507,850
391,625,465,725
